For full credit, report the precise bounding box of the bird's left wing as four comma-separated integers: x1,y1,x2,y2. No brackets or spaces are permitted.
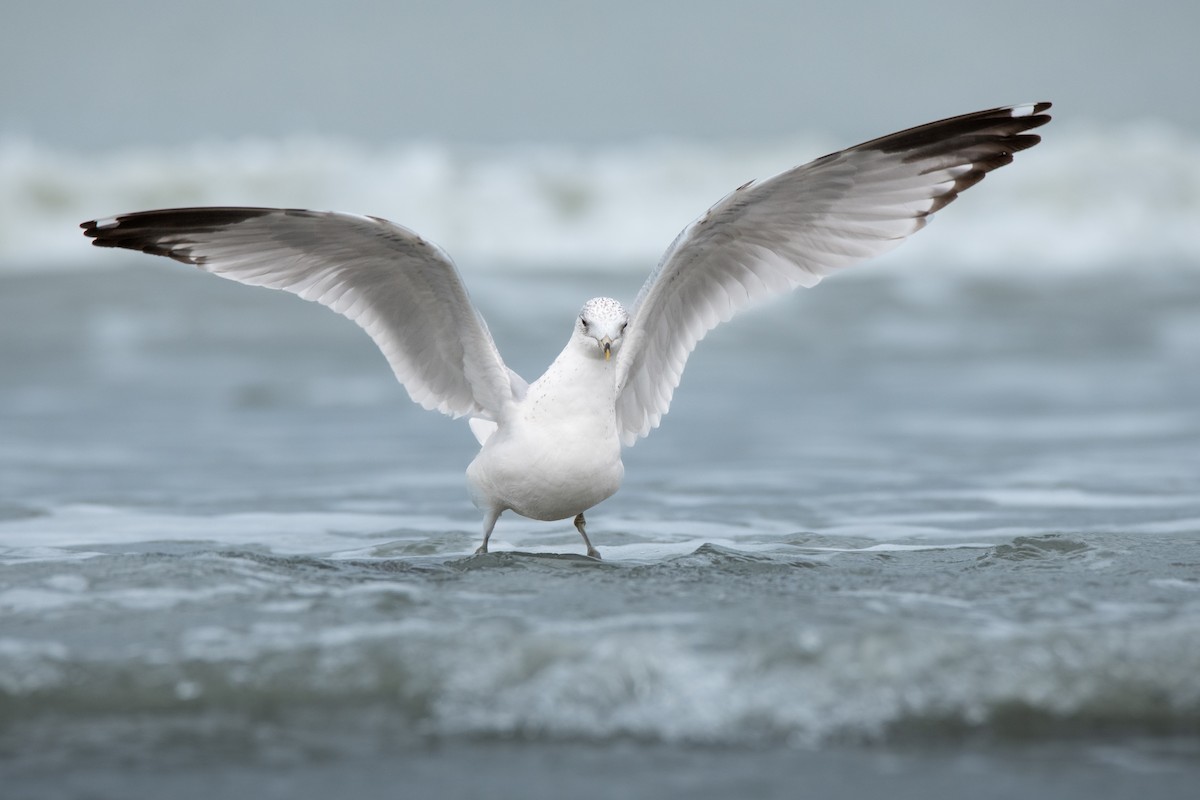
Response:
82,207,524,420
614,102,1051,446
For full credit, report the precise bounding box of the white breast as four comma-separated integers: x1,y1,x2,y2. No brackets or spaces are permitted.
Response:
465,341,624,521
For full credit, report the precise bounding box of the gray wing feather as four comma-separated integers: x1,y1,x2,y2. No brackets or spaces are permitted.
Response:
614,102,1051,446
82,207,522,420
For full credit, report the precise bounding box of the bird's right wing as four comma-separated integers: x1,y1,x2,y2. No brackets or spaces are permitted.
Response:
82,207,525,421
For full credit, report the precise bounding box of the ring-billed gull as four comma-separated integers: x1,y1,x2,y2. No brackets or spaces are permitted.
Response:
82,102,1051,558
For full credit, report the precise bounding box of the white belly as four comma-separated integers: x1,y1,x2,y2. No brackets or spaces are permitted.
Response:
466,415,624,521
469,331,625,521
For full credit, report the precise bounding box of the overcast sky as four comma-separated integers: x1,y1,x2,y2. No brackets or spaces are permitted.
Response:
3,1,1198,148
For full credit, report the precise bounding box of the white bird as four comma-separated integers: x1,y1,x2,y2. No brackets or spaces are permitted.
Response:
82,102,1051,558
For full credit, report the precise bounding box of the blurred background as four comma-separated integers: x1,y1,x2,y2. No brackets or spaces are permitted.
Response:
6,0,1200,145
2,0,1199,272
3,3,1200,797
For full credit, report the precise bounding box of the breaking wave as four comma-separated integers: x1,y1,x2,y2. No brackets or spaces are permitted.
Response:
2,548,1198,750
3,118,1198,275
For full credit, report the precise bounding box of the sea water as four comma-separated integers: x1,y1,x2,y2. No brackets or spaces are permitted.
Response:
1,131,1199,798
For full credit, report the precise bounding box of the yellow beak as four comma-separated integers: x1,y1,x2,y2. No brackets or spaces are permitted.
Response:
601,337,613,360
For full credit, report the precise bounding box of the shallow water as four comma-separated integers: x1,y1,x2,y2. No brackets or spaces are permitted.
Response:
2,264,1199,798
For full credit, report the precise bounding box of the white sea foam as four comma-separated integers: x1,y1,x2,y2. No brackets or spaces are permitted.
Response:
2,594,1196,747
0,505,427,565
3,119,1198,275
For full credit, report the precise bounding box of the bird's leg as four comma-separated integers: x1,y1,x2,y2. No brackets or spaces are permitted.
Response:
574,513,601,559
475,508,502,555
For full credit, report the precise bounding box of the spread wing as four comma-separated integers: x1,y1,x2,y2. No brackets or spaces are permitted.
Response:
614,102,1051,446
81,207,525,421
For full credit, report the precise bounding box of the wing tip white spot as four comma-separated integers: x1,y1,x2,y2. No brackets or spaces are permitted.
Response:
1009,102,1048,118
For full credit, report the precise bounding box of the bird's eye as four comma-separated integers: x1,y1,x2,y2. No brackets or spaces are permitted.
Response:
580,318,589,330
620,322,628,333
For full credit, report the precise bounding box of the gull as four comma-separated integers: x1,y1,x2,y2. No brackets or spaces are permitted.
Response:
82,102,1051,558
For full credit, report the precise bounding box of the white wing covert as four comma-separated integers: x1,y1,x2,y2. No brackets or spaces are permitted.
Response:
614,102,1051,446
82,208,523,421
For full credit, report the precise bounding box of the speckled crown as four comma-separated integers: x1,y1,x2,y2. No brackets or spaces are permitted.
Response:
579,297,628,323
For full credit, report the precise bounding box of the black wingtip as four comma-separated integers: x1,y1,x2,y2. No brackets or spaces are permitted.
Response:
858,102,1052,157
81,217,122,248
79,207,276,260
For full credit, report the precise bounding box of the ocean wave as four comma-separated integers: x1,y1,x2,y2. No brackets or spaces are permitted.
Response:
3,120,1198,275
2,574,1197,748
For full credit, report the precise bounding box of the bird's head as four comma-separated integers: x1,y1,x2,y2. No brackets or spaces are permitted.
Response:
575,297,629,361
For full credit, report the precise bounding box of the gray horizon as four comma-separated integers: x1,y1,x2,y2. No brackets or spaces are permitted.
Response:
4,0,1198,149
